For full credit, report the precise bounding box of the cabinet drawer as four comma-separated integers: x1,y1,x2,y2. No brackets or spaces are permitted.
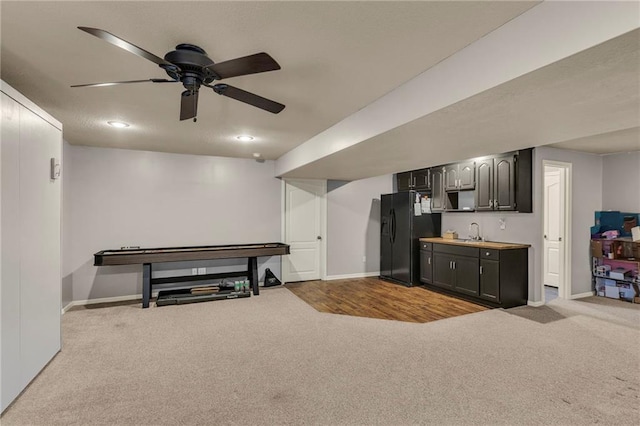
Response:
420,242,432,251
433,243,479,258
480,249,499,260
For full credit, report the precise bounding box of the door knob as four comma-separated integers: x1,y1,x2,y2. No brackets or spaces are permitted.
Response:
559,237,562,242
544,235,547,239
317,236,322,240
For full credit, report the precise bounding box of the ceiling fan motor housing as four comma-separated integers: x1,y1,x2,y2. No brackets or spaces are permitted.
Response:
163,44,218,89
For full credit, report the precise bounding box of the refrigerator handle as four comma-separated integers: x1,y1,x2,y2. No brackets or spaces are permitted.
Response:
391,208,396,243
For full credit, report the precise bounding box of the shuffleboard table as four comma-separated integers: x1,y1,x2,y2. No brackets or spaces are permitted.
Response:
94,243,290,308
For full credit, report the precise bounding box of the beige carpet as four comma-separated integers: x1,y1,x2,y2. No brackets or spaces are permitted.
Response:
2,287,639,425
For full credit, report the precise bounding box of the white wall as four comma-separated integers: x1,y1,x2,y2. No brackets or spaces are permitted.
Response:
602,151,640,212
442,146,603,303
326,175,392,277
61,141,73,308
64,145,282,303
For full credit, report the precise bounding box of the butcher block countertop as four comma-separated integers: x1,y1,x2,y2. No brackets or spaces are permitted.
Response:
419,237,531,250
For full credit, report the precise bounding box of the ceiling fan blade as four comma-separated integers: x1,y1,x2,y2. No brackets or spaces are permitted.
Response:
180,90,199,121
211,84,285,114
78,27,176,68
207,53,281,80
71,79,177,88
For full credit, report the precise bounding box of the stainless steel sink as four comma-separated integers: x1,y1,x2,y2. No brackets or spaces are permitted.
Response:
455,239,484,244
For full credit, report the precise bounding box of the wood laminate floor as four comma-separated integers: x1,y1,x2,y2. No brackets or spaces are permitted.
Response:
285,278,488,323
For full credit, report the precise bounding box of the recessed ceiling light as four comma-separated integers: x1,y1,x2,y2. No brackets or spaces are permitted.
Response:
107,121,130,128
253,153,261,158
236,135,254,142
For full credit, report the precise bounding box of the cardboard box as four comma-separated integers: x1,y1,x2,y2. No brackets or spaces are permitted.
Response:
610,267,631,280
590,240,603,258
604,285,621,299
443,231,458,240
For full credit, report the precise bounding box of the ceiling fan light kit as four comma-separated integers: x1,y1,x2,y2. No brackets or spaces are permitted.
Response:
72,27,285,122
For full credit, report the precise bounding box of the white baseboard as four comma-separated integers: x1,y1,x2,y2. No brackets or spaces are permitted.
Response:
61,293,155,314
61,282,268,314
527,300,545,307
324,272,380,281
570,291,595,300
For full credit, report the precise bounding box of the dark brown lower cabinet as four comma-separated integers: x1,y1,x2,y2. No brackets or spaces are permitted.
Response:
431,252,479,296
419,249,433,284
480,259,500,303
424,243,528,308
453,256,479,296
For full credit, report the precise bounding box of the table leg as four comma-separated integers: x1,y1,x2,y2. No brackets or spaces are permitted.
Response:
248,257,259,295
142,263,151,308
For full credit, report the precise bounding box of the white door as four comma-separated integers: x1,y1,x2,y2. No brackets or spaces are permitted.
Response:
543,167,563,289
283,180,325,283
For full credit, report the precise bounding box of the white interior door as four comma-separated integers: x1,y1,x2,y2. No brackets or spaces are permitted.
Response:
283,180,324,283
543,167,564,289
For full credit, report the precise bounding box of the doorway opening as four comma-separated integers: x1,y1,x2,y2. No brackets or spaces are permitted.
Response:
542,160,572,303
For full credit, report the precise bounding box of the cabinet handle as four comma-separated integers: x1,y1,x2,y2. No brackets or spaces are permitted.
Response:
452,261,456,270
494,199,499,208
489,199,493,208
428,257,431,265
480,266,483,275
449,261,452,269
408,177,412,187
413,176,416,187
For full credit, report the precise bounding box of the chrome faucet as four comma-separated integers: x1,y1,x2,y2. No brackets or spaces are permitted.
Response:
469,222,481,241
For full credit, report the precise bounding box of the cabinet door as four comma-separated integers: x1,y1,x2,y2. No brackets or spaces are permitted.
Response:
432,253,454,289
19,104,62,387
475,158,493,211
413,168,430,191
453,256,479,296
480,259,500,302
420,250,433,284
494,154,516,210
430,168,445,211
396,171,412,191
458,161,476,190
444,164,458,191
1,93,22,409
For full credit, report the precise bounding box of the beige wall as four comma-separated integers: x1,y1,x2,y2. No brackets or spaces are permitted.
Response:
63,145,282,303
326,175,393,277
602,151,640,213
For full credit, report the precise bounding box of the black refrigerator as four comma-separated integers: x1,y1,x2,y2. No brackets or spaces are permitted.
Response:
380,191,441,286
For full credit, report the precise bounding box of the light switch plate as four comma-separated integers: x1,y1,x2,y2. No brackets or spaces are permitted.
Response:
499,218,506,230
198,267,207,275
50,157,61,179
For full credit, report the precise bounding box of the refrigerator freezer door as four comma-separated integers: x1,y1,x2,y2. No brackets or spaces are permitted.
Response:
380,194,393,279
391,192,411,284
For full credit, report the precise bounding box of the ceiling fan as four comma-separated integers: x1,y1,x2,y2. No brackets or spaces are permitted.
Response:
71,27,285,122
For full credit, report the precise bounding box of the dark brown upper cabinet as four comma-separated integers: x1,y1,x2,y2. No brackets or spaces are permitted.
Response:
393,148,532,213
444,161,475,191
396,168,431,192
475,154,516,211
475,149,532,212
430,167,445,211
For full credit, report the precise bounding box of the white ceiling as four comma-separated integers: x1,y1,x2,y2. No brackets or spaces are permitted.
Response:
1,1,638,180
